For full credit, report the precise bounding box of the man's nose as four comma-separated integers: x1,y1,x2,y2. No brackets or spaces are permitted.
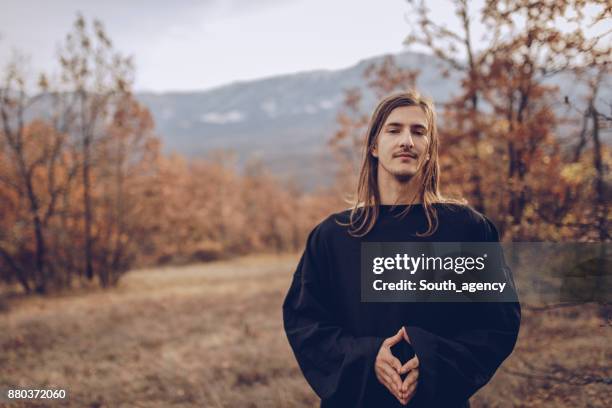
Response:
399,131,415,149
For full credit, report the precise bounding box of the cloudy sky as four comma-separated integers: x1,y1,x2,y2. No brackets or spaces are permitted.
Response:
0,0,602,92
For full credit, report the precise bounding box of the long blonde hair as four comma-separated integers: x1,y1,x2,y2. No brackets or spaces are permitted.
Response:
340,90,466,237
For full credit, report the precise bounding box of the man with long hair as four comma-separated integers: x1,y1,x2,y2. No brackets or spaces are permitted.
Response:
283,90,521,407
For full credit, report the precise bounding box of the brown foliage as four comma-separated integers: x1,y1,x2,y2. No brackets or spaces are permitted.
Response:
135,154,333,266
0,15,336,294
332,0,611,241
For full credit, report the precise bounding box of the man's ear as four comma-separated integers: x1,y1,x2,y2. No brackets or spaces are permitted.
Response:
371,144,378,158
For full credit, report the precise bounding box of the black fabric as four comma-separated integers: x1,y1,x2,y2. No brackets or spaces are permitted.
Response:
390,340,415,382
282,203,521,407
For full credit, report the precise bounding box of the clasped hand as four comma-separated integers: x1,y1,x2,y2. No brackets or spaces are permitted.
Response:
374,327,419,405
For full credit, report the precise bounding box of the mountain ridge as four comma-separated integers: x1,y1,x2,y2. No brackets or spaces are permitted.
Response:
133,50,605,190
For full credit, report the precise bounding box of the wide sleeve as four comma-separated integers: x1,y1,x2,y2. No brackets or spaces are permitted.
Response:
282,223,385,407
406,217,521,407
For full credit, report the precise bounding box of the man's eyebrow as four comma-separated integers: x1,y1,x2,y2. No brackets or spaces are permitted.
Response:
385,122,428,129
385,122,405,127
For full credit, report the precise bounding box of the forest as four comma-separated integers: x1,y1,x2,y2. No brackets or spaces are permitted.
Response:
1,1,609,296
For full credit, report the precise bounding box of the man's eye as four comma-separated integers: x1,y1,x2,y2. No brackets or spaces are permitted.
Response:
388,128,400,134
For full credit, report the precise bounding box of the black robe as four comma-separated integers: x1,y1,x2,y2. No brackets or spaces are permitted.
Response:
282,204,521,407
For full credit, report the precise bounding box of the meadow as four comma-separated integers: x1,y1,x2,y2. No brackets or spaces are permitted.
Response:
1,254,610,407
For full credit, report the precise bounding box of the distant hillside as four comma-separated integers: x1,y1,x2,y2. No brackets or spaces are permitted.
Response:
135,51,603,190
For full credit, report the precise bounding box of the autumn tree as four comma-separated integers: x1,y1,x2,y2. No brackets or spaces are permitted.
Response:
94,95,159,286
477,0,610,238
0,59,80,293
331,0,610,241
0,15,160,292
58,14,135,281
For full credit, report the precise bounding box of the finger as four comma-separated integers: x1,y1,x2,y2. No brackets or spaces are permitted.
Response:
384,327,405,347
379,347,401,372
381,373,403,401
388,356,402,373
393,386,407,405
401,368,419,391
408,377,418,392
398,388,411,406
399,355,420,374
402,326,411,343
376,365,395,391
377,369,396,394
405,380,418,399
400,380,418,404
381,372,395,393
381,363,402,391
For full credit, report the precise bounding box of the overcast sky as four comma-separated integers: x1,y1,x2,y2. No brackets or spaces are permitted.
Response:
0,0,604,92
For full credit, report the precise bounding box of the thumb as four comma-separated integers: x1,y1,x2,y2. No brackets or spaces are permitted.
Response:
402,326,411,343
385,327,404,346
389,356,402,373
400,355,419,374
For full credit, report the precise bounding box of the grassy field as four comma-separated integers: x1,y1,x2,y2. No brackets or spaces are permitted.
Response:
0,254,610,407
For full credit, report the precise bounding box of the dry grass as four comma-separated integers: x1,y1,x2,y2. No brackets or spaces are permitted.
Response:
1,254,610,407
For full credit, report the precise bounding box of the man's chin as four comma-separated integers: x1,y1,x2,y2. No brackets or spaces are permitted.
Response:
393,172,417,182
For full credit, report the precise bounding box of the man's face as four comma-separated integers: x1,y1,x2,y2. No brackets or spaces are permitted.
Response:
372,105,430,180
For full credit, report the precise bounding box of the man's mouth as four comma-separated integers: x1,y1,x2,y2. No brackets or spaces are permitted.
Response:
395,153,417,159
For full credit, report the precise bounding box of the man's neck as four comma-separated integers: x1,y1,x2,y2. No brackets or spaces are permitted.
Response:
377,169,423,205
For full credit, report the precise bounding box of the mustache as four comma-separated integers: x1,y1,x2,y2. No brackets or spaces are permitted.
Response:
393,151,418,158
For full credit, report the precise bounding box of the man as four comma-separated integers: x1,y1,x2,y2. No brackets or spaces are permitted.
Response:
282,90,521,407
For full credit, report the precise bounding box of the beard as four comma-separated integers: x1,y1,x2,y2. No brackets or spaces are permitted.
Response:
388,164,419,181
394,173,414,183
377,159,425,184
